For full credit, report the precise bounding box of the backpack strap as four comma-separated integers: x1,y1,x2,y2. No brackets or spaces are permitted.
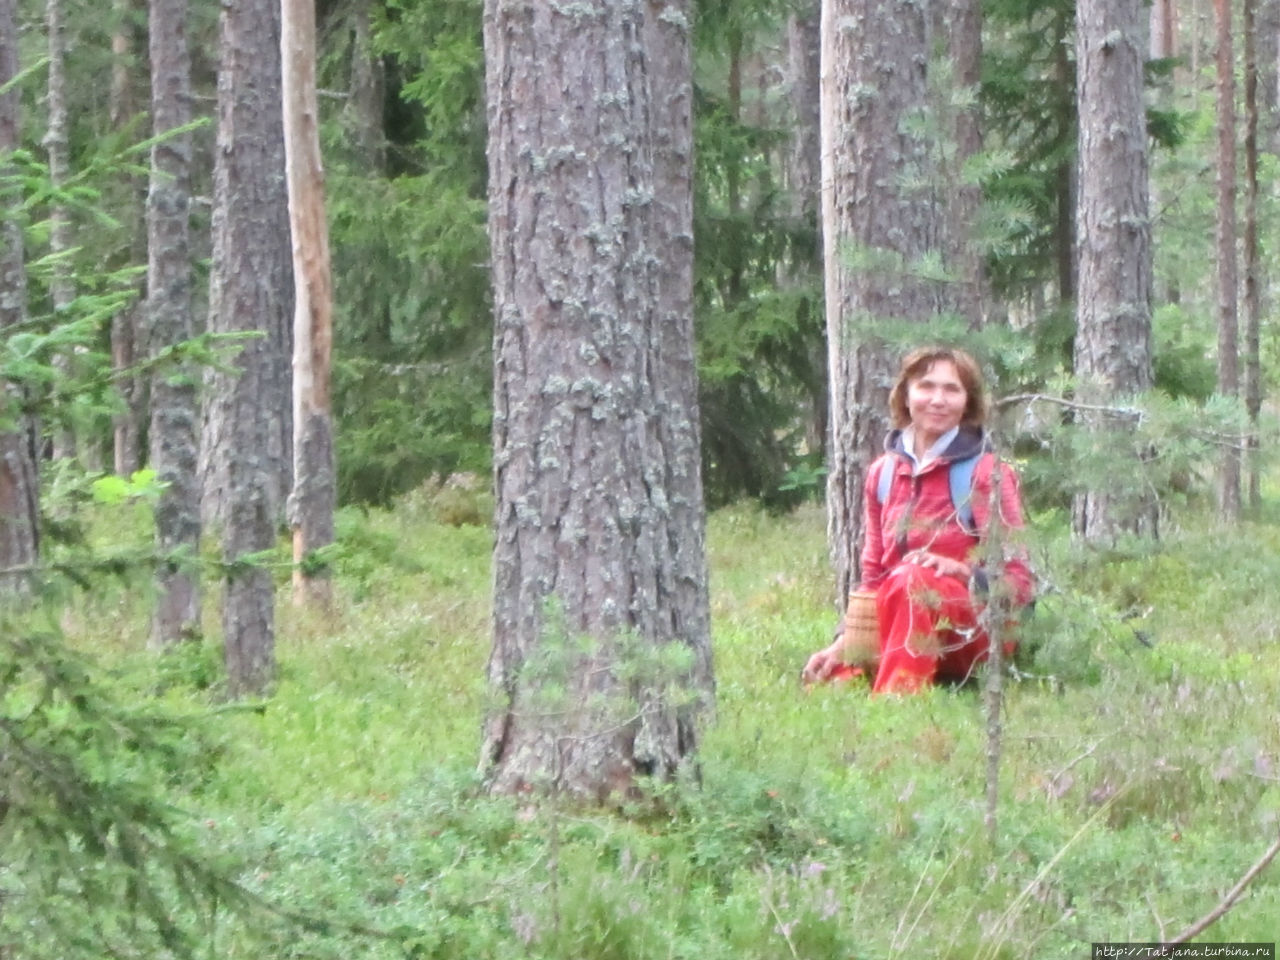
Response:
875,456,893,507
877,452,982,535
949,453,981,535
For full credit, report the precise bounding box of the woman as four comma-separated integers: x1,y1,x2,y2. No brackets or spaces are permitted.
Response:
803,346,1034,694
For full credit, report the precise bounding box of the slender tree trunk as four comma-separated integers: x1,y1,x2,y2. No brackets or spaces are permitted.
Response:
1244,0,1263,511
725,26,745,307
146,0,200,647
480,0,712,799
45,0,77,463
821,0,948,600
1073,0,1155,542
1151,0,1178,58
1192,0,1203,77
1258,0,1280,151
283,0,336,608
784,1,826,460
1055,26,1076,313
112,0,144,478
205,0,293,696
942,0,988,329
0,0,39,591
1215,0,1241,521
346,0,385,171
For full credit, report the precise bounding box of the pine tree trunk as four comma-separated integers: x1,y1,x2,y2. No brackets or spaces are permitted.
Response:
0,0,39,591
784,1,827,460
206,0,293,695
1150,0,1178,58
1257,0,1280,151
1215,0,1242,522
45,0,77,463
1054,27,1076,311
146,0,201,648
282,0,336,608
1244,0,1264,511
1073,0,1155,542
820,0,948,601
112,0,145,478
346,0,385,171
942,0,988,329
199,0,294,538
481,0,712,799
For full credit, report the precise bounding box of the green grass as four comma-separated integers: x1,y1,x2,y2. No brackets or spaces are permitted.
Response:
31,497,1280,958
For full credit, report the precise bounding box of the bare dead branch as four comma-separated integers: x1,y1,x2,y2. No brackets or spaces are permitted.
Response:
1164,831,1280,945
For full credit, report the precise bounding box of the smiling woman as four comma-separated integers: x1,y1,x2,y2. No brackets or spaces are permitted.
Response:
803,346,1035,694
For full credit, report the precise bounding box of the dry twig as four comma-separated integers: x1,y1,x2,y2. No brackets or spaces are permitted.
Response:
1164,831,1280,945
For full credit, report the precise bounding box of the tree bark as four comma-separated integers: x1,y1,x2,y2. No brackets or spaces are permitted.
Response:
1258,0,1280,151
820,0,949,601
1244,0,1263,511
345,0,385,171
199,0,294,537
283,0,336,608
784,1,828,460
146,0,200,648
45,0,77,463
1215,0,1241,522
481,0,712,799
1055,32,1077,311
1073,0,1155,542
0,0,39,591
1150,0,1178,59
205,0,293,695
941,0,988,329
112,0,145,478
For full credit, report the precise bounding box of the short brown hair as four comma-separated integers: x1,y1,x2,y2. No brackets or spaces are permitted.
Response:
887,346,988,429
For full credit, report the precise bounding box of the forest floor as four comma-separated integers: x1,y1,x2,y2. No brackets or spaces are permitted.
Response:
61,492,1280,958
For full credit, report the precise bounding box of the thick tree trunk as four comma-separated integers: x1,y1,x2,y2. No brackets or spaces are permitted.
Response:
199,0,294,536
1215,0,1241,521
820,0,948,601
0,0,39,591
481,0,712,800
1244,0,1263,511
205,0,293,695
147,0,200,648
282,0,336,608
1073,0,1155,542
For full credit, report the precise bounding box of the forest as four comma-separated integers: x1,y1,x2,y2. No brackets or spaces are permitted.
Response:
2,0,1280,955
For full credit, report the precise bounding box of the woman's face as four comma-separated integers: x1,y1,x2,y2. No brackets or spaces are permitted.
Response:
906,359,967,441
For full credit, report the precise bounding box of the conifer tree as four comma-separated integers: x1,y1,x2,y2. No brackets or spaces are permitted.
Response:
146,0,201,647
1215,0,1241,521
1073,0,1155,541
204,0,293,694
820,0,959,597
481,0,713,798
283,0,336,608
0,0,39,588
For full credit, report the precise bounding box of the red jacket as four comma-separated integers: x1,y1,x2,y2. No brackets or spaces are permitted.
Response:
860,426,1035,606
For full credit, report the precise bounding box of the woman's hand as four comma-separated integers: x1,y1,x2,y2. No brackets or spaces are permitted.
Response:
905,550,970,581
802,643,843,684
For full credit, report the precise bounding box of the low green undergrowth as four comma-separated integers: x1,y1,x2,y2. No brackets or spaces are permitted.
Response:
14,499,1280,958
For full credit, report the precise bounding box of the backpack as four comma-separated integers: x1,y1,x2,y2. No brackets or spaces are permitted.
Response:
876,453,982,536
